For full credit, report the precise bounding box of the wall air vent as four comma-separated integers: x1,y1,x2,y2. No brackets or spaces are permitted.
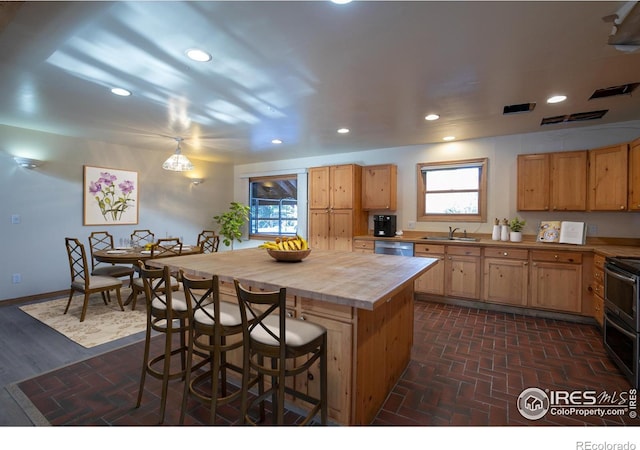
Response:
503,103,536,115
541,110,608,126
589,83,639,99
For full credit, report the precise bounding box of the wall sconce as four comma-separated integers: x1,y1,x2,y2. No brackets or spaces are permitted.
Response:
14,157,42,169
191,178,205,185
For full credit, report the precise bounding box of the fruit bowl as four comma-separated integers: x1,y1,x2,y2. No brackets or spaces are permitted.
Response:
266,248,312,262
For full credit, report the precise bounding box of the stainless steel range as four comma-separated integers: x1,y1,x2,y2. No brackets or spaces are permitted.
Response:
603,256,640,388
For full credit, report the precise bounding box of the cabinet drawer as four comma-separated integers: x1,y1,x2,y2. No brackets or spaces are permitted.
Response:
484,247,528,260
414,243,445,254
353,240,374,251
300,298,353,321
446,246,481,257
530,250,582,264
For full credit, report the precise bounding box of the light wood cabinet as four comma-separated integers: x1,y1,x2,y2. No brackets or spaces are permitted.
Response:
592,253,605,327
517,150,587,211
529,250,583,313
588,143,629,211
352,239,374,253
362,164,397,210
482,247,529,307
517,154,550,211
414,243,445,295
308,164,368,251
295,302,353,425
445,246,481,299
630,138,640,211
550,150,588,211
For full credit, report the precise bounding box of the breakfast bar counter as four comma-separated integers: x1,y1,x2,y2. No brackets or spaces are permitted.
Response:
149,247,436,425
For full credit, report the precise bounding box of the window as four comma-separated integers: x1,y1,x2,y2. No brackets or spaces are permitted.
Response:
249,175,298,237
417,158,487,222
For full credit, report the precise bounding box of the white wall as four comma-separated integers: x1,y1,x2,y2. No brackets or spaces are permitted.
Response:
235,120,640,239
1,125,234,301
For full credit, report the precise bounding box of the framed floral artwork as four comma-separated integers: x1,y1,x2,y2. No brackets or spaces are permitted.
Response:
83,165,138,225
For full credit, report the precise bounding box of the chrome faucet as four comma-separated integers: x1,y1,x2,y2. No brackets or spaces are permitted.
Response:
448,226,460,239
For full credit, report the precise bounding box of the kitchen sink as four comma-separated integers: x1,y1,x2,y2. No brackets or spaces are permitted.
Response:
421,236,479,242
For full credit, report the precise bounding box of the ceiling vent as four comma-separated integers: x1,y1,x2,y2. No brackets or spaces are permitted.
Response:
540,110,608,126
503,103,536,115
589,83,639,99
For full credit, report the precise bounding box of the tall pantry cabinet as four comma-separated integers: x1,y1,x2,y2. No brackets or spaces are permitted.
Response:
308,164,368,251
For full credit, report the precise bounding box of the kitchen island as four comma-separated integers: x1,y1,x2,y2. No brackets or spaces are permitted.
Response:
148,247,436,425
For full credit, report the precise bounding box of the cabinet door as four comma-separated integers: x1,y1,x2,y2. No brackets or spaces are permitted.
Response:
589,144,629,211
530,261,582,313
550,150,587,211
330,165,356,209
309,166,330,210
330,209,354,251
630,138,640,211
482,258,528,306
295,312,353,425
308,209,330,250
362,164,397,210
445,255,481,299
414,256,445,295
517,154,550,211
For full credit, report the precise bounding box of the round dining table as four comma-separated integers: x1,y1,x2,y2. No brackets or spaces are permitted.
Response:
93,244,203,264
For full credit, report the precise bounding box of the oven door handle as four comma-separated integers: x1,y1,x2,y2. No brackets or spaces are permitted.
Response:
605,267,637,284
606,314,636,339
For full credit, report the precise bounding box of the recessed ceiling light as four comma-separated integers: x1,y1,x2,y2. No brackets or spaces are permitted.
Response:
331,0,352,4
443,136,456,141
271,139,283,144
425,114,440,121
547,95,567,104
186,48,212,62
110,87,131,97
337,128,350,134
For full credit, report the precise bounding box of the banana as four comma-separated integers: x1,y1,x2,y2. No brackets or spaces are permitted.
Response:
260,235,309,251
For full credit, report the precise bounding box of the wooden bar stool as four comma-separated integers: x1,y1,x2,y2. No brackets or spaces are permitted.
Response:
234,280,328,425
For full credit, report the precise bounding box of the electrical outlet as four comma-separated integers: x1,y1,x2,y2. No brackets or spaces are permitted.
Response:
11,214,20,224
587,224,598,236
12,273,21,284
407,220,416,229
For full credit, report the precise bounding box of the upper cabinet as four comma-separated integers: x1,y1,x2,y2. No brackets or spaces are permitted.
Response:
629,138,640,211
362,164,397,210
517,150,587,211
517,154,549,210
588,143,629,211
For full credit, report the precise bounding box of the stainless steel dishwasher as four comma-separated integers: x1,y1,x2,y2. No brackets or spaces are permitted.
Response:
374,241,414,256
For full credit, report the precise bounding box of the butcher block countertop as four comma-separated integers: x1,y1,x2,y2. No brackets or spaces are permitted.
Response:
149,247,436,311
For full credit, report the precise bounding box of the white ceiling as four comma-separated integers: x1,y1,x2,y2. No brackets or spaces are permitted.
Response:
1,1,640,165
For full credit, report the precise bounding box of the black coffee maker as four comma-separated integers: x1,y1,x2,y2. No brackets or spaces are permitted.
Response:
373,215,397,237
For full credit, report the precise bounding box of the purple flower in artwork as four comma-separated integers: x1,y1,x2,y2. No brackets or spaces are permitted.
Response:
119,180,135,195
89,171,136,221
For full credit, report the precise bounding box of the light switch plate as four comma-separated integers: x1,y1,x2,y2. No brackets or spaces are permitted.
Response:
11,214,20,224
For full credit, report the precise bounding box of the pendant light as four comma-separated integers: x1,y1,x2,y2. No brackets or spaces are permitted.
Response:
162,137,194,171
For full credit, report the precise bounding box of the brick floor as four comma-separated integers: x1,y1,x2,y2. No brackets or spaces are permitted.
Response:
16,300,639,426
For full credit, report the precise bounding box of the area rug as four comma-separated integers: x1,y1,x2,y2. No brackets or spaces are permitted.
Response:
19,290,147,348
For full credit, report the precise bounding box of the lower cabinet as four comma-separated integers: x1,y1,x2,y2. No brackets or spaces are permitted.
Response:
352,239,374,253
482,248,529,306
414,243,445,295
592,253,605,327
529,250,583,313
445,246,481,299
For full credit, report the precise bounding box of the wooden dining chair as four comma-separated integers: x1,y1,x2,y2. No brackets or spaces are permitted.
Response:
88,231,135,286
234,280,328,425
130,229,154,247
135,262,190,424
64,237,124,322
179,271,248,425
199,234,220,254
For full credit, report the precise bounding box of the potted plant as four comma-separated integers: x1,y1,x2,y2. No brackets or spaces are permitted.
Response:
213,201,250,249
508,217,526,242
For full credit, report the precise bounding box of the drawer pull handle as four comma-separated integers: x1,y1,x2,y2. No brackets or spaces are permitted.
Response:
503,252,508,256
